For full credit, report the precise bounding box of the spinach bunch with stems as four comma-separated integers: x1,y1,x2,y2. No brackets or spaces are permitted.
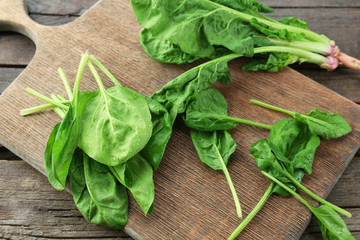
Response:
131,0,360,71
21,53,173,227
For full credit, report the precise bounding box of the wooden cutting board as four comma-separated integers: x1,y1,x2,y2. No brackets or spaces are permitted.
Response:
0,0,359,239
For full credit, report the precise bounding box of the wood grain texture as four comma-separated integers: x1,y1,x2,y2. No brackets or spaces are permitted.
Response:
0,0,359,239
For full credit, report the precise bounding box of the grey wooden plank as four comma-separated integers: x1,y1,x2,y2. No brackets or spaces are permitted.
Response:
0,33,35,66
25,0,99,16
0,68,23,93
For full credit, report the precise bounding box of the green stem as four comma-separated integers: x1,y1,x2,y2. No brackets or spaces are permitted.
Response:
215,147,242,219
228,182,274,240
222,115,272,130
73,53,89,111
253,46,327,65
261,171,314,210
268,38,332,56
20,100,70,116
87,60,107,95
284,171,352,218
250,99,296,117
25,88,69,110
50,94,65,119
89,55,122,88
57,67,73,101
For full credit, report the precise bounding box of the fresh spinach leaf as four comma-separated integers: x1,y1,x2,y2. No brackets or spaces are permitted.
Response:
314,205,355,240
151,55,234,122
140,97,172,170
50,91,95,190
184,88,272,131
191,129,241,218
78,86,153,166
295,109,352,140
44,123,63,190
69,149,129,229
251,118,320,196
251,100,352,139
110,154,155,215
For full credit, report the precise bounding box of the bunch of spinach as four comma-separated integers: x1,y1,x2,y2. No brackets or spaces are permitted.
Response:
22,53,173,228
131,0,360,71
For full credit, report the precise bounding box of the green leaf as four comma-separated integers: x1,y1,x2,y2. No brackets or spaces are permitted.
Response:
212,0,275,15
151,56,233,122
44,123,63,190
140,97,172,170
131,0,255,62
50,91,95,190
278,17,309,29
69,149,128,229
251,118,320,196
110,154,155,215
140,28,199,64
250,18,306,41
184,88,237,131
295,109,352,140
191,130,236,170
191,129,241,218
313,205,355,240
269,118,320,175
78,86,153,166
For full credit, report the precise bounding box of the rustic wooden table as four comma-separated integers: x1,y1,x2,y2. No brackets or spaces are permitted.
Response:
0,1,359,239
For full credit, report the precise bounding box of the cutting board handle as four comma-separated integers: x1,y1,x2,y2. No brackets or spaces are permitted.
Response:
0,0,43,44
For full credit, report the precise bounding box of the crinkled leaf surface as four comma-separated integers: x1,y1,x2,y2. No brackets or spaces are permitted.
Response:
251,118,320,196
69,149,128,229
191,130,236,170
140,97,172,170
78,86,153,166
110,154,155,215
131,0,256,63
184,88,237,131
151,57,232,122
295,109,352,140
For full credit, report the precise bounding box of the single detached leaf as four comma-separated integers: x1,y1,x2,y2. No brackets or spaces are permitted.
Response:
151,57,232,122
79,86,153,166
191,130,236,170
184,88,237,131
313,205,355,240
141,97,172,170
69,149,128,229
110,154,155,215
295,109,352,140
